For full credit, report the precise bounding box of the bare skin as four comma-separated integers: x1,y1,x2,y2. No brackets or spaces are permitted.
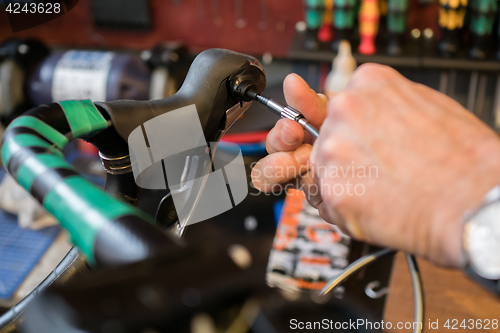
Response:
251,64,500,268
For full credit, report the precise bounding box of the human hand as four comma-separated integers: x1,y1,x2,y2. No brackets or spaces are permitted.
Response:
251,64,500,268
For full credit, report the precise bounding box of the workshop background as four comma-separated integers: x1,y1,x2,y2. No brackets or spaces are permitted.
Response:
0,0,500,332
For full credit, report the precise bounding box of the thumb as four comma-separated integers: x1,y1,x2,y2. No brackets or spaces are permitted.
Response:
283,73,327,128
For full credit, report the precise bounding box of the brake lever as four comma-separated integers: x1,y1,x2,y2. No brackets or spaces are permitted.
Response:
96,49,266,234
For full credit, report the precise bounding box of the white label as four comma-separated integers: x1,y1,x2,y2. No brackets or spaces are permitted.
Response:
51,51,113,102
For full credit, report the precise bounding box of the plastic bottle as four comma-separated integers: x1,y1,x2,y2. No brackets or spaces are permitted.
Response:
28,50,150,105
324,40,357,97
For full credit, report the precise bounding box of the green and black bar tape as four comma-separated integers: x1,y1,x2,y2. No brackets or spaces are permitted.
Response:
1,100,172,267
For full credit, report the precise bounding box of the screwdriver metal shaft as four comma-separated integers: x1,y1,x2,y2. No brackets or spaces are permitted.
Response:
251,93,320,138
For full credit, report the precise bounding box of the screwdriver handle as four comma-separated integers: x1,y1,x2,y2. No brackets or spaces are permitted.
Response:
386,0,409,56
333,0,358,51
304,0,326,50
358,0,380,55
469,0,497,59
438,0,467,57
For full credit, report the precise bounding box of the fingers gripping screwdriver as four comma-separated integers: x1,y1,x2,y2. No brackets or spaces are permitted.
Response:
253,93,320,138
231,81,320,138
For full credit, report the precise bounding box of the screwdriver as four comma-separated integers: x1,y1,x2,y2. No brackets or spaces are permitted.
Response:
247,90,320,138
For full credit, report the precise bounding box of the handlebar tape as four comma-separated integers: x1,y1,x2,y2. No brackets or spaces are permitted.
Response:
1,100,172,267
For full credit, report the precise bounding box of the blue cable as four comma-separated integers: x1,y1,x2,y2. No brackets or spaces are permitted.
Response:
218,141,267,155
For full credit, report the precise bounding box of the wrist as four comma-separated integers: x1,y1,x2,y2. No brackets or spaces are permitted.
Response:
430,139,500,268
426,206,464,268
462,186,500,281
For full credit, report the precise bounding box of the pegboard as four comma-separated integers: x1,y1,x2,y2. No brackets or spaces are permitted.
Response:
0,0,441,57
0,0,301,56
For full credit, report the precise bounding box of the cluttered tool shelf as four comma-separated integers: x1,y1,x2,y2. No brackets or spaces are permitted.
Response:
289,32,500,71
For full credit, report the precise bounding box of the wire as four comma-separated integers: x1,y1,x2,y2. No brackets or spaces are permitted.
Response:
218,141,267,155
319,248,396,296
0,247,88,331
221,131,269,144
405,253,424,333
320,249,425,333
